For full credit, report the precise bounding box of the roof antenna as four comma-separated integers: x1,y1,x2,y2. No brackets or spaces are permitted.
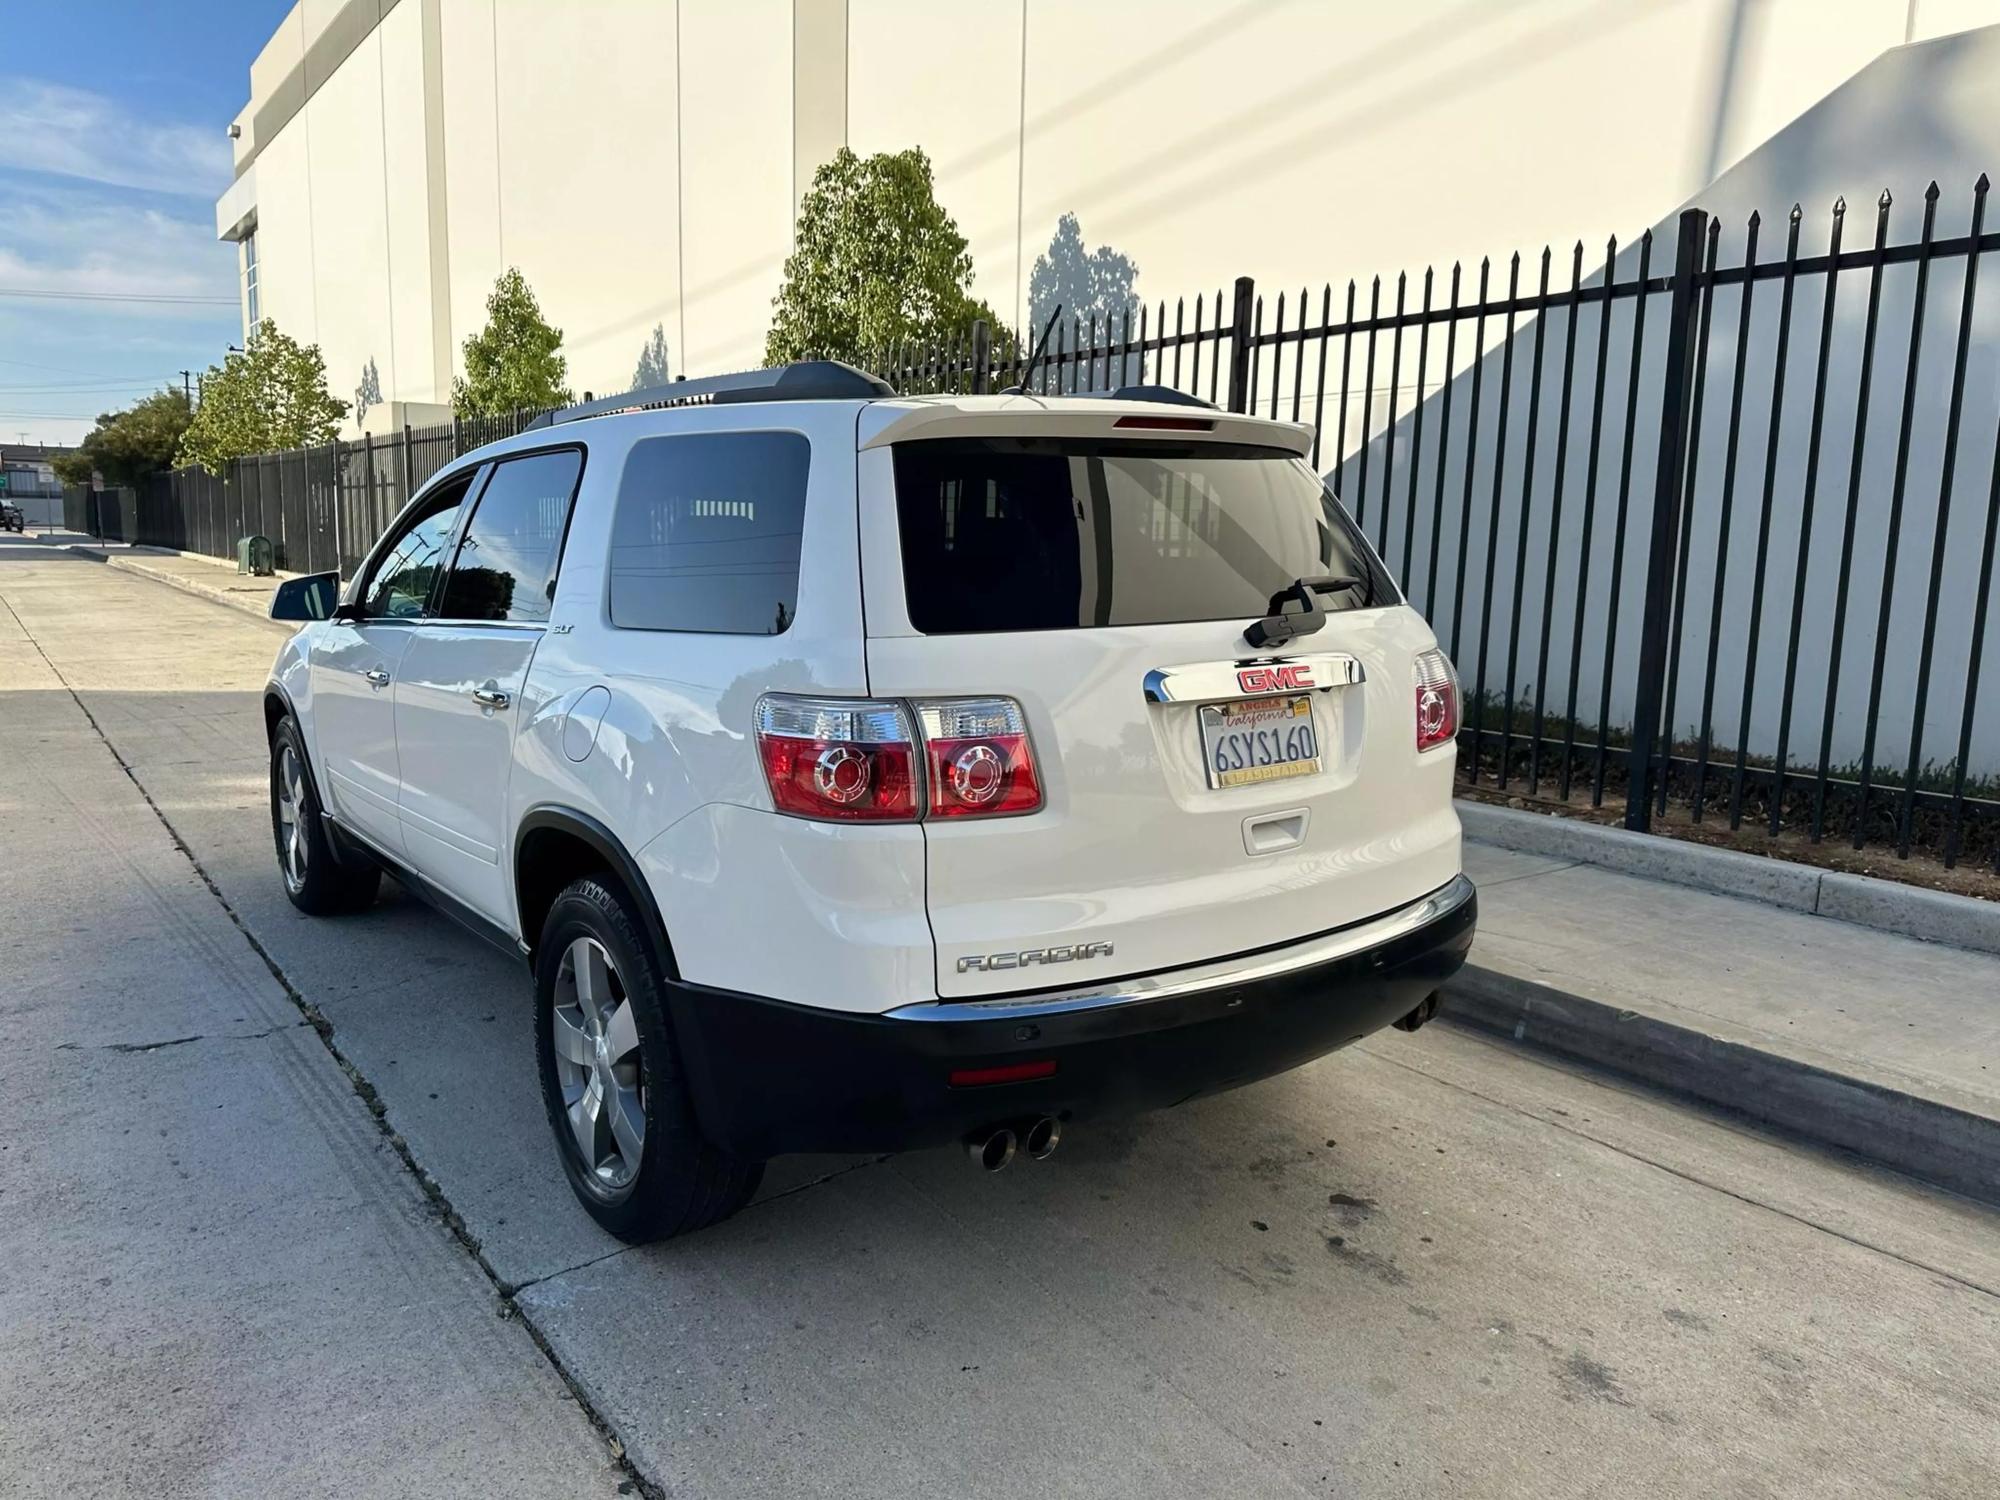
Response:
1001,305,1063,396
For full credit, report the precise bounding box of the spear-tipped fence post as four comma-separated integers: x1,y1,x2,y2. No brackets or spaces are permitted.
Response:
1623,207,1711,831
970,320,991,394
1226,275,1256,412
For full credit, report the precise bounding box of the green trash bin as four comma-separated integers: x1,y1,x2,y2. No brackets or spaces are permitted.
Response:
237,534,275,576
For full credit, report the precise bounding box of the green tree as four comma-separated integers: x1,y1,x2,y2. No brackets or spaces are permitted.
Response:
766,146,1006,365
52,387,192,486
453,267,572,417
177,320,349,472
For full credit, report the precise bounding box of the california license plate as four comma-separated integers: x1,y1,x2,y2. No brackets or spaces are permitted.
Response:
1199,695,1321,788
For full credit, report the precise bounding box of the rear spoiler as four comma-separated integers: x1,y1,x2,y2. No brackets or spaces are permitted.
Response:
857,400,1314,456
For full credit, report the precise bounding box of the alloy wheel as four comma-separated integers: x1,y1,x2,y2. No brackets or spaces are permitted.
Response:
275,745,308,893
550,936,647,1189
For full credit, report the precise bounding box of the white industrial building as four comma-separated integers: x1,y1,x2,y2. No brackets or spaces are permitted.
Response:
216,0,2000,433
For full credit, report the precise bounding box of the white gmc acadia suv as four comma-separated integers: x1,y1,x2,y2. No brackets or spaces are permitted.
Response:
264,361,1476,1242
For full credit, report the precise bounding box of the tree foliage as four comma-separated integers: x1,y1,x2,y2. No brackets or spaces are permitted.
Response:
1029,212,1139,337
630,323,671,389
177,320,349,473
767,147,1006,365
454,267,572,417
52,387,193,487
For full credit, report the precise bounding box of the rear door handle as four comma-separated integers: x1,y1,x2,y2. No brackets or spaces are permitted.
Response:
363,667,391,687
470,686,511,710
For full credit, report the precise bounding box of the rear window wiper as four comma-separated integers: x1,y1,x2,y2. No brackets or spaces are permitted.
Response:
1244,575,1366,648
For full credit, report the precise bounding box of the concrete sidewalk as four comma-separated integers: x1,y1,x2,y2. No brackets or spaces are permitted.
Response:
0,554,619,1492
65,540,294,629
1451,843,2000,1203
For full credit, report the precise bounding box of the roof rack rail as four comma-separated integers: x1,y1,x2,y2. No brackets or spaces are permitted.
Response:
527,360,896,430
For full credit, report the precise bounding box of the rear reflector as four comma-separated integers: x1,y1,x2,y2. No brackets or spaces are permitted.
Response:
948,1059,1058,1088
1113,415,1214,431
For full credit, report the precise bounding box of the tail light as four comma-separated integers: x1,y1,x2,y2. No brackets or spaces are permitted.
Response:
756,694,1042,821
915,698,1043,817
1414,648,1459,753
755,697,918,821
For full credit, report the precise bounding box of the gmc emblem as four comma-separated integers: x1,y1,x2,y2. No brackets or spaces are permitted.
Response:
1238,664,1315,694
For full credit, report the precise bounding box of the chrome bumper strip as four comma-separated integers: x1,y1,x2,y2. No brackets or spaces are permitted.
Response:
885,874,1474,1024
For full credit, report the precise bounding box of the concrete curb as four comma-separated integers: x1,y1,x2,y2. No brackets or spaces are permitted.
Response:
1457,801,2000,958
70,546,292,633
118,543,305,581
1443,963,2000,1207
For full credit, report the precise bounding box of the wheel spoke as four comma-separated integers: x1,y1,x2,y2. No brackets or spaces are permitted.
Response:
275,750,298,846
568,1076,602,1164
601,998,639,1066
551,1006,594,1066
607,1086,644,1166
571,939,612,1017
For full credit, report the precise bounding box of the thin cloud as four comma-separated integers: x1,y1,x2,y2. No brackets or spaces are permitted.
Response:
0,80,230,197
0,182,236,320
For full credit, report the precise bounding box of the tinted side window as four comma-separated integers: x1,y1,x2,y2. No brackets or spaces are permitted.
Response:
364,485,468,618
439,449,582,623
609,432,811,635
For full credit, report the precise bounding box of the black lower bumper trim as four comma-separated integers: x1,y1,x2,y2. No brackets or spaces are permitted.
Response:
670,879,1477,1158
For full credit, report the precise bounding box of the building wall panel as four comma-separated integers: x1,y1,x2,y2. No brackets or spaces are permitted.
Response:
492,0,683,399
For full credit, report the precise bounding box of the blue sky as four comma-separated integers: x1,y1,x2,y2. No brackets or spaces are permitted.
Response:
0,1,294,446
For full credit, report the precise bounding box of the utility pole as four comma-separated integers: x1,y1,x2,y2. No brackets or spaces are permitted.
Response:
180,370,193,408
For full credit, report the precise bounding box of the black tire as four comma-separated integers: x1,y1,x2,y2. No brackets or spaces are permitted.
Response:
534,875,764,1243
270,715,381,915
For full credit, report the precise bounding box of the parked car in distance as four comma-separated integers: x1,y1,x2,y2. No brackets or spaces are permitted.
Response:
262,361,1476,1242
0,502,24,533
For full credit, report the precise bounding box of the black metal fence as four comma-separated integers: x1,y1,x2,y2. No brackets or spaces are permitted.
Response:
874,185,2000,874
94,409,547,579
96,184,1999,873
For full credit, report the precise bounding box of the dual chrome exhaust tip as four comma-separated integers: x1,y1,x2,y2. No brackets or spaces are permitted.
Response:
963,990,1445,1170
966,1115,1061,1171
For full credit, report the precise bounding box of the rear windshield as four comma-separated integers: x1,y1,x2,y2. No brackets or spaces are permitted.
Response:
891,437,1396,634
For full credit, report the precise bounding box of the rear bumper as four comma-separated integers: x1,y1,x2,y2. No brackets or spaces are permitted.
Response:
670,875,1476,1159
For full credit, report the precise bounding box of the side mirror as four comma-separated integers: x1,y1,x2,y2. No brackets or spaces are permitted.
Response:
269,571,341,623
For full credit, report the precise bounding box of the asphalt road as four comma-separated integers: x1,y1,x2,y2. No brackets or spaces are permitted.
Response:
3,535,1997,1498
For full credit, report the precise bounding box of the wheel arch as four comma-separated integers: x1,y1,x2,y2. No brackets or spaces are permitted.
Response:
517,807,722,1141
264,681,296,743
514,806,678,980
264,681,328,807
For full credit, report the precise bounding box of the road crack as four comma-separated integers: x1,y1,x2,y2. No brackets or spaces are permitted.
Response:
55,1022,305,1054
